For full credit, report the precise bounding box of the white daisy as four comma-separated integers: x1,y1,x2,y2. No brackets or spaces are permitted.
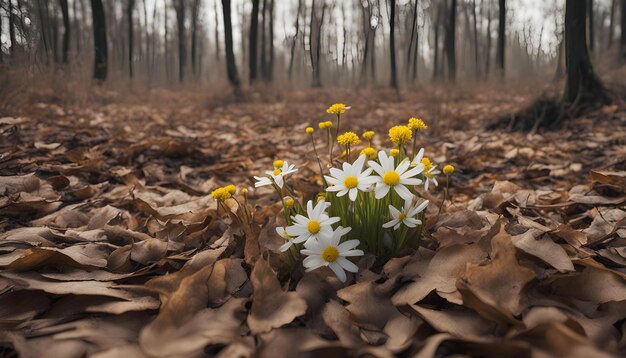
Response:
419,157,440,191
253,161,297,189
286,200,340,244
383,199,429,230
324,154,377,201
276,226,295,252
300,226,364,282
368,151,424,201
411,148,426,170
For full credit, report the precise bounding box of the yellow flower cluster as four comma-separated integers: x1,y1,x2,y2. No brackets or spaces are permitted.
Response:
211,185,234,201
443,164,455,175
306,127,314,134
362,131,375,141
326,103,348,115
421,157,433,171
408,117,428,131
319,121,333,129
337,132,361,146
360,147,377,159
388,125,412,146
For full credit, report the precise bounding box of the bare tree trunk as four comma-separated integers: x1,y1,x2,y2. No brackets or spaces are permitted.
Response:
214,0,220,62
260,0,267,80
127,0,135,77
221,0,240,89
268,0,274,81
472,0,480,78
564,0,606,104
485,0,491,77
249,0,260,83
608,0,616,48
587,0,594,53
621,0,626,60
433,1,443,80
174,0,185,83
9,0,16,57
90,0,107,81
164,0,170,82
444,0,457,81
389,0,398,88
59,0,70,63
496,0,505,78
407,0,418,77
288,0,302,80
191,0,200,76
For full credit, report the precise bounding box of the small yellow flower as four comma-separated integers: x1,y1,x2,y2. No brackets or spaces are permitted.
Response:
408,117,428,131
273,160,284,168
242,188,248,196
360,147,377,160
326,103,348,115
337,132,361,146
390,149,400,157
316,193,326,202
324,121,333,128
211,187,231,201
443,164,455,175
318,121,327,129
284,196,295,208
306,127,314,134
421,157,433,172
362,131,375,141
225,184,236,194
388,125,413,146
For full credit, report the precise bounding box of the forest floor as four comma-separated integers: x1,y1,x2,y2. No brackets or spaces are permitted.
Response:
0,82,625,357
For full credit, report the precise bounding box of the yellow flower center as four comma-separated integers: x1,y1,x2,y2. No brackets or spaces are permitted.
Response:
344,176,358,189
307,220,321,234
273,160,284,168
322,246,339,262
425,172,435,179
421,157,433,172
273,169,282,176
399,213,407,220
383,171,400,186
285,198,295,208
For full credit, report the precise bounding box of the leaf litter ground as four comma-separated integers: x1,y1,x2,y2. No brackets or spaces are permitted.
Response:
0,86,625,357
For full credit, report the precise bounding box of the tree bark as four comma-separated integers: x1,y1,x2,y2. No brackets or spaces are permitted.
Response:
9,0,16,56
221,0,240,88
564,0,606,104
472,0,480,78
608,0,615,48
90,0,107,81
191,0,201,76
433,1,442,80
621,0,626,59
127,0,135,77
174,0,185,83
214,0,220,62
268,0,274,81
496,0,505,78
444,0,457,81
260,0,267,81
587,0,594,52
287,0,302,80
389,0,397,88
249,0,260,83
59,0,70,63
407,0,418,77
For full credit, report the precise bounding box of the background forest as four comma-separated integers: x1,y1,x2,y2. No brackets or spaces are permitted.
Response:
0,1,625,357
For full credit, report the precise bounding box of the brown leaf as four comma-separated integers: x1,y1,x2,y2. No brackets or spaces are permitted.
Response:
247,258,307,334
